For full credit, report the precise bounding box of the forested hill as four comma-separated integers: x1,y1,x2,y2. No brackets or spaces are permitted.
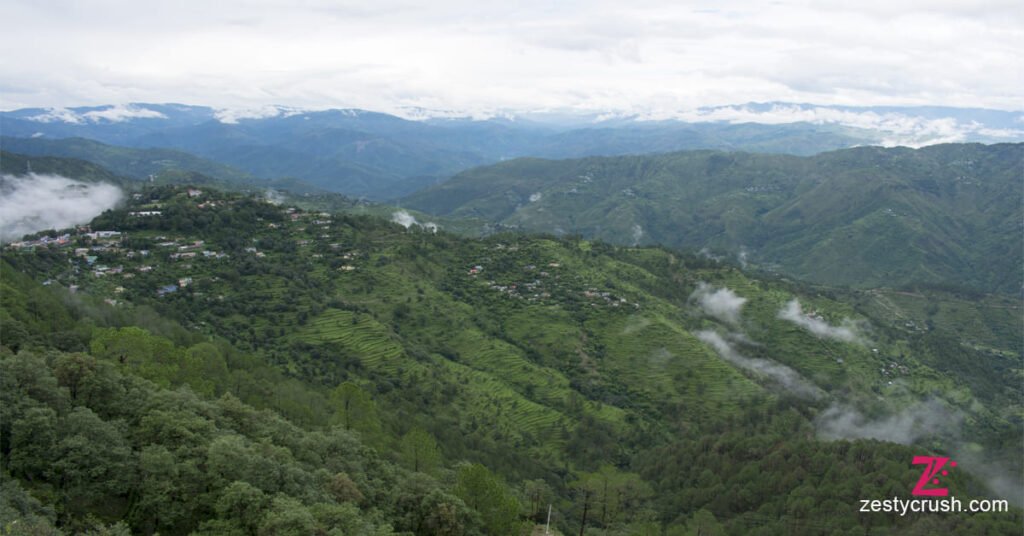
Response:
404,143,1024,295
0,150,131,187
2,184,1021,534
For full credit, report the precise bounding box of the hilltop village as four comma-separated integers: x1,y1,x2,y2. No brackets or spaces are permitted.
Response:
5,186,645,322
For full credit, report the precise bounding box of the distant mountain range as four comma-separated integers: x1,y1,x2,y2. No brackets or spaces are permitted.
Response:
3,102,1020,199
404,143,1024,294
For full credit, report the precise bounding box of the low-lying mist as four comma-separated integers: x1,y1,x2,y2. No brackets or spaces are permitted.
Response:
690,282,747,325
778,299,864,344
697,329,823,400
0,174,123,242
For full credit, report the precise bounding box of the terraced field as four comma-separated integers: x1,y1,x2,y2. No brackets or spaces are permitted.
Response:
435,358,570,451
298,308,406,373
447,328,575,409
866,289,1023,355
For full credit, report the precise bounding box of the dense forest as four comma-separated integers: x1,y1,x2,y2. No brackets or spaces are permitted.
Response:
404,143,1024,295
1,184,1021,535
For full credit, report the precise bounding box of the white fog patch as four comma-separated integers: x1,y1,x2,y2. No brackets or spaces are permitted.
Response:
631,224,643,246
778,299,863,344
737,247,749,268
697,330,822,399
816,399,961,445
691,282,747,325
0,174,123,242
391,210,417,228
663,104,1024,148
81,104,167,123
391,210,438,233
28,107,85,124
725,331,761,347
620,315,651,335
529,192,543,203
698,248,723,262
264,189,286,205
818,398,1022,506
29,105,166,124
215,105,305,124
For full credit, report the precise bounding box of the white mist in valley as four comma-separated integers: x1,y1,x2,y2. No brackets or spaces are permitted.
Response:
391,209,438,233
263,189,286,205
778,299,864,344
697,330,823,400
690,282,747,325
815,398,961,445
816,398,1023,507
0,174,123,242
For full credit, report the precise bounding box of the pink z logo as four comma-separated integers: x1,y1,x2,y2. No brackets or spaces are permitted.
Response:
912,456,955,496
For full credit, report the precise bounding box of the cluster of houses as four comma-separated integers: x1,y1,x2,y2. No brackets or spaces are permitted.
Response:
487,279,552,302
474,258,639,309
8,218,237,299
581,288,635,308
7,233,73,250
6,229,121,250
8,188,369,306
166,239,228,261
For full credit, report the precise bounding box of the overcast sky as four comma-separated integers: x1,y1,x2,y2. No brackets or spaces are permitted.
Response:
1,0,1021,114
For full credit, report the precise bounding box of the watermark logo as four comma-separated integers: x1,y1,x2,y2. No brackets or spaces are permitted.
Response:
911,456,955,497
857,457,1009,515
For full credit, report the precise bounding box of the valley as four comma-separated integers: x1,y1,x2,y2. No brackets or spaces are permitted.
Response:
2,178,1020,534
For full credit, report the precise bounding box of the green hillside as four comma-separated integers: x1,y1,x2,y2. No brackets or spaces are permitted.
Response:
2,184,1020,534
0,150,130,186
404,143,1024,294
1,136,253,182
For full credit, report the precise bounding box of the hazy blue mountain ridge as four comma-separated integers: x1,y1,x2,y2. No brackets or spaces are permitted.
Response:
404,143,1024,294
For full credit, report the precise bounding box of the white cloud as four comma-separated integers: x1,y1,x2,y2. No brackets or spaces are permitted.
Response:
815,399,960,444
214,104,305,124
81,104,167,122
777,299,864,344
27,104,166,124
697,329,822,399
656,104,1024,147
690,282,747,324
28,107,85,124
736,246,748,268
263,189,285,205
391,209,438,232
630,223,643,246
0,1,1019,114
0,174,123,242
391,210,418,228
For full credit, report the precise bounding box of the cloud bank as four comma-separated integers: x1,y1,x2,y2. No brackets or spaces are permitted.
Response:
391,210,438,233
691,282,747,325
0,174,123,242
263,189,286,205
630,224,643,246
1,1,1019,115
697,330,822,399
661,104,1024,147
29,104,166,124
214,105,305,124
778,299,863,344
815,398,960,445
